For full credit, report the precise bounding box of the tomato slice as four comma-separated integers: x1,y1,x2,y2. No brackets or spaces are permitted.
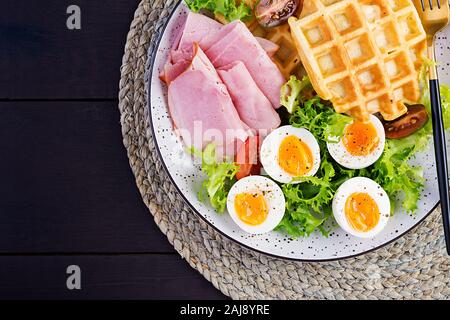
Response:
235,136,261,180
383,104,428,139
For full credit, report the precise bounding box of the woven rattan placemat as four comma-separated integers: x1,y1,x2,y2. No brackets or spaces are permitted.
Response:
118,0,450,299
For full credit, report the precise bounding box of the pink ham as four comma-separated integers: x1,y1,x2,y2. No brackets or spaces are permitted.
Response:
160,58,190,84
161,12,223,84
173,12,223,63
204,20,285,108
218,61,280,132
161,13,282,85
168,44,249,154
159,18,186,82
256,37,279,58
178,12,222,51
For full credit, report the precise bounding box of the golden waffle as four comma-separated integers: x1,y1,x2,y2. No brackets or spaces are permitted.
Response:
215,0,305,79
289,0,427,121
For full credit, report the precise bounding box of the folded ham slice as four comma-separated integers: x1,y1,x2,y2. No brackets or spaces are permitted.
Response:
160,58,190,84
256,37,279,58
177,12,222,53
218,61,281,133
204,20,285,109
168,44,249,155
160,12,222,84
161,12,283,88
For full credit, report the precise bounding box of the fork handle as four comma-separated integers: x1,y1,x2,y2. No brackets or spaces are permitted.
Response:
430,78,450,255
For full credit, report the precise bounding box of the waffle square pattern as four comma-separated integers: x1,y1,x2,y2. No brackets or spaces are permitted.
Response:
289,0,427,121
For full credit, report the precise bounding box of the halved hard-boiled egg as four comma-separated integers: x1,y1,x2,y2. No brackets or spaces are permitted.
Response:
327,115,385,169
260,125,321,184
226,176,285,234
332,177,390,238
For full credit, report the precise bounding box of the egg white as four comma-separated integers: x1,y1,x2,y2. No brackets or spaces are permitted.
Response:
260,125,321,184
226,176,285,234
327,115,385,170
332,177,390,238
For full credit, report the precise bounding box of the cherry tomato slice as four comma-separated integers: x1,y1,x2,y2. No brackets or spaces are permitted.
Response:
235,136,261,180
384,104,428,139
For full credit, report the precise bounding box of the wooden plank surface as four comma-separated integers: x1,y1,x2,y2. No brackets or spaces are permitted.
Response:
0,101,173,253
0,0,139,99
0,0,228,299
0,255,227,300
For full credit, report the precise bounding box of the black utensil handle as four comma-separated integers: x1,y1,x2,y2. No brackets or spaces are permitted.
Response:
430,79,450,255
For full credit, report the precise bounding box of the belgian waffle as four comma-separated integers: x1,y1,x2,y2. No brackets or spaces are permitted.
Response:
289,0,427,121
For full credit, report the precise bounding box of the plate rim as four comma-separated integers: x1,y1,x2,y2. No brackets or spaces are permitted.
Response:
146,0,440,262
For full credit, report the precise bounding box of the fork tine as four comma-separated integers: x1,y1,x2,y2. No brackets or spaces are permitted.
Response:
428,0,433,10
420,0,426,11
436,0,441,9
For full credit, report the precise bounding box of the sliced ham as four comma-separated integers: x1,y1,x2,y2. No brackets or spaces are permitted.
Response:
161,12,223,84
178,12,222,50
204,20,285,108
161,12,283,86
160,58,190,84
174,12,222,62
256,37,279,58
218,61,281,132
168,44,249,154
161,13,285,158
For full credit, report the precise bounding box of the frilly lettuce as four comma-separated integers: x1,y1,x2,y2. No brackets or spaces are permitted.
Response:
192,73,450,238
277,75,450,238
185,0,252,22
280,76,312,113
277,156,336,237
277,87,354,237
372,62,450,213
360,133,428,213
191,143,239,213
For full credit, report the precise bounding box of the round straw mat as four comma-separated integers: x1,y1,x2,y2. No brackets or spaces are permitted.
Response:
118,0,450,300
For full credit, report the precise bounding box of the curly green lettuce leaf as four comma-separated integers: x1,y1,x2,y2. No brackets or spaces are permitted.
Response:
442,85,450,127
280,76,312,113
277,84,356,238
360,62,450,213
185,0,252,22
276,156,336,237
368,59,450,212
419,57,450,130
421,83,450,131
191,143,239,213
278,76,450,237
324,113,352,143
288,91,351,144
362,132,428,213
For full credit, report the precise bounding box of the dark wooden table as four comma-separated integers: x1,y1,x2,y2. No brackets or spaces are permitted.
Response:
0,0,226,299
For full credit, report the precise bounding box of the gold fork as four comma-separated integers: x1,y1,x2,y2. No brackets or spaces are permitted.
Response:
413,0,450,255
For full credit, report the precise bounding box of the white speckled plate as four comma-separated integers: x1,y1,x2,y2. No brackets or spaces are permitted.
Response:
148,2,450,261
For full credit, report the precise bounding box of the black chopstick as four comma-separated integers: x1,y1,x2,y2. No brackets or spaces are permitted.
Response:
429,78,450,255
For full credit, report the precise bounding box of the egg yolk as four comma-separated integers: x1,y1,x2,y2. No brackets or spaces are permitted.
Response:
345,192,380,232
234,192,268,226
278,135,314,176
342,121,379,156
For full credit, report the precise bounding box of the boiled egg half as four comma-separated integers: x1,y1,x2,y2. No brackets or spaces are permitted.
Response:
332,177,390,238
260,125,321,184
226,176,285,234
327,115,385,169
